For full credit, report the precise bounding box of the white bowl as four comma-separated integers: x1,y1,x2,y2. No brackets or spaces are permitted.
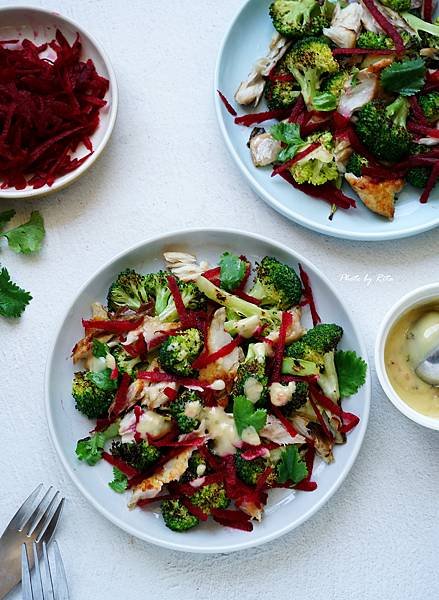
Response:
214,0,439,241
45,228,371,553
0,6,118,199
375,283,439,430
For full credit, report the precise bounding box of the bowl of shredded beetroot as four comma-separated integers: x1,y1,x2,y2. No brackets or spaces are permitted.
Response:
0,7,117,197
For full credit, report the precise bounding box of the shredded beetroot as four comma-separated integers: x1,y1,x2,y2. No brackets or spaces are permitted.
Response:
308,393,333,440
211,508,253,531
310,384,360,433
361,0,405,54
281,374,319,384
298,264,321,326
163,386,178,401
295,480,318,492
409,97,430,127
192,335,243,369
202,266,221,285
361,165,404,180
303,445,316,481
134,405,143,443
241,446,270,461
393,155,439,170
332,47,394,55
217,90,237,116
109,373,131,417
408,122,439,139
181,497,209,521
102,451,140,479
272,407,298,438
123,335,147,358
423,0,433,22
235,108,292,126
82,318,143,333
332,112,350,132
271,142,320,178
255,467,273,492
198,445,221,470
137,494,177,507
152,436,206,448
0,30,109,189
110,367,119,380
270,311,293,383
288,95,305,123
137,371,214,389
234,290,261,304
279,171,356,209
166,275,188,321
420,162,439,203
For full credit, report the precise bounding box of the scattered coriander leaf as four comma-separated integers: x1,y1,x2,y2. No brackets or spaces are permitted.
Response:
75,422,119,466
380,58,426,96
219,252,246,292
86,368,118,391
0,265,32,318
277,445,308,484
335,350,367,398
0,209,16,233
92,338,110,359
233,395,267,437
2,210,45,254
312,92,337,111
270,122,306,164
109,467,128,493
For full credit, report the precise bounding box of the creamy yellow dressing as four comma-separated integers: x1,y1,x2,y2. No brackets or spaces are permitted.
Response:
385,302,439,418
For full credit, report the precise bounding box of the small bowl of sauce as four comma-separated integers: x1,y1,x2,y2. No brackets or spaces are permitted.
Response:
375,284,439,430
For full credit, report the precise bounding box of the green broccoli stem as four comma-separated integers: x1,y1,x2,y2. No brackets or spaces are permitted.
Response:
385,96,410,128
195,276,268,319
290,69,319,107
282,357,320,376
316,351,340,402
401,12,439,37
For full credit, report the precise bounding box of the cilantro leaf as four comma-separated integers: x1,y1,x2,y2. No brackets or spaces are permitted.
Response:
335,350,367,398
2,211,45,254
0,209,16,233
0,265,32,318
233,395,267,436
277,445,308,484
92,338,110,359
219,252,247,292
86,368,118,391
75,422,119,466
312,92,337,111
109,467,128,493
380,58,426,96
270,122,307,164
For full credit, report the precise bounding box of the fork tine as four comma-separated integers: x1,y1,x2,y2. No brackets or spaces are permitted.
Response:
21,544,34,600
32,542,44,600
21,487,54,535
31,492,61,539
4,484,43,533
52,541,69,600
37,497,65,544
41,542,55,600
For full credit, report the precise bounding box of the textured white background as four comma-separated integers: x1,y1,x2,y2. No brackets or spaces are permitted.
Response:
1,1,438,598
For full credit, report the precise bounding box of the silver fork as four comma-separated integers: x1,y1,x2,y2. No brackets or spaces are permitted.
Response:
22,541,69,600
0,485,65,599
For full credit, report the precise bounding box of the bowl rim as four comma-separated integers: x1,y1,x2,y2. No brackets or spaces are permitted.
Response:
0,5,118,199
213,0,439,242
44,227,371,553
374,282,439,431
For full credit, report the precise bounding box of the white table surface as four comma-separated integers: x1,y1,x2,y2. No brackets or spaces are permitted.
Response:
1,1,438,598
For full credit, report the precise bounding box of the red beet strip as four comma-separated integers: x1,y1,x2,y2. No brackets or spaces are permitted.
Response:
299,264,321,326
137,494,177,507
271,142,319,177
234,290,261,304
234,108,292,126
420,162,439,203
409,97,430,127
332,47,395,55
288,95,305,123
279,171,356,209
181,497,209,521
407,122,439,139
308,393,333,440
362,0,405,54
211,508,253,531
202,266,221,284
294,480,318,492
102,451,140,479
310,384,360,433
424,0,433,22
166,275,188,322
270,311,293,383
82,317,143,333
272,406,299,438
152,436,206,448
217,90,237,116
109,373,132,418
192,335,243,369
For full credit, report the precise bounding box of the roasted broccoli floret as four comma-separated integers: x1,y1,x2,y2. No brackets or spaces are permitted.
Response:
107,269,150,312
281,380,310,414
169,390,203,433
284,323,343,400
321,70,350,100
406,166,431,188
111,440,160,471
232,343,269,406
182,451,208,482
290,131,339,185
144,272,206,322
269,0,331,38
265,58,300,109
161,499,199,532
419,92,439,123
235,453,269,486
249,256,302,310
355,98,412,162
159,328,204,377
380,0,410,12
112,345,142,376
72,371,113,418
357,31,394,50
346,153,369,177
190,483,230,514
284,37,339,107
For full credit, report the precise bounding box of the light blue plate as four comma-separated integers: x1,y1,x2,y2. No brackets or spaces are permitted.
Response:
214,0,439,241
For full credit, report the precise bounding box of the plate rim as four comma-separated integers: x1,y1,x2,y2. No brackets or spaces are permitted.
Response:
0,5,118,199
213,0,439,242
45,227,371,553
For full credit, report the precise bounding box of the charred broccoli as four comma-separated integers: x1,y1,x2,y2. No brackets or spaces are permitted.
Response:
112,345,142,376
159,328,204,376
107,269,150,312
144,272,206,322
249,256,302,310
161,499,199,532
289,131,338,185
380,0,410,12
235,453,269,486
72,371,114,418
280,380,310,414
265,59,300,110
346,153,369,177
419,92,439,123
169,390,203,433
232,343,269,406
182,451,208,482
190,483,230,514
269,0,331,38
321,70,350,100
111,440,160,471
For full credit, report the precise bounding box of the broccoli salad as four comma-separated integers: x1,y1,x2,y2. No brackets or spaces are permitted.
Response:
72,251,367,533
221,0,439,221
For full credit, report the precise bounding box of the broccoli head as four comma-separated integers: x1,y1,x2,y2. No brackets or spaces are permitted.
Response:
281,380,310,415
290,130,338,185
182,451,208,482
269,0,331,38
169,390,203,433
112,345,142,376
321,70,350,100
72,371,113,418
190,483,230,514
111,440,160,471
249,256,302,310
355,98,412,162
265,58,300,110
159,328,204,377
419,92,439,123
380,0,410,12
107,269,150,312
357,31,394,50
161,499,199,532
406,166,431,188
232,343,269,406
235,453,269,486
284,37,339,107
346,153,369,177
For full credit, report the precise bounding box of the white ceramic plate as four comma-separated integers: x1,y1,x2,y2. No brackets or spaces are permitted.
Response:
0,6,118,199
45,229,371,553
214,0,439,241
